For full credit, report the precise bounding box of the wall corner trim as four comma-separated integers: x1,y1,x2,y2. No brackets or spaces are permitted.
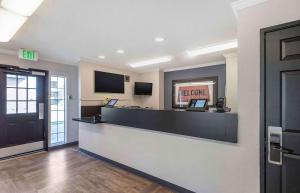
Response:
223,52,237,59
231,0,269,17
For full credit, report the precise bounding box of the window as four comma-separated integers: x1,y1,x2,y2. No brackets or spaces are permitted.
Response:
6,74,37,114
50,76,66,145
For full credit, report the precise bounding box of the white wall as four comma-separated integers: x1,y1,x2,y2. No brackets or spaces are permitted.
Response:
79,61,141,106
237,0,300,193
79,61,164,109
137,70,164,109
0,53,79,145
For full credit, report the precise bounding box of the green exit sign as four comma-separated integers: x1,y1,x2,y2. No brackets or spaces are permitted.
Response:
19,49,38,61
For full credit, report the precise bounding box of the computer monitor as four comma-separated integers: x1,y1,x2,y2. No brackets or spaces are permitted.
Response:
187,99,207,111
106,99,118,107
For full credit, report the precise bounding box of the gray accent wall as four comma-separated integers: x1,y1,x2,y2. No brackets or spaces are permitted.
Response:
164,64,226,109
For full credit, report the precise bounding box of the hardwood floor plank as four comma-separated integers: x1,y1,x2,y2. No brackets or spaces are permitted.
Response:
0,147,175,193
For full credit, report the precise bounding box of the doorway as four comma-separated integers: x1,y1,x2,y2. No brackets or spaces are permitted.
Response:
261,20,300,193
0,65,48,158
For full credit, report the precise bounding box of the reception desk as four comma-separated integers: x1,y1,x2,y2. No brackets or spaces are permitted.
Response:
101,107,237,143
76,107,238,192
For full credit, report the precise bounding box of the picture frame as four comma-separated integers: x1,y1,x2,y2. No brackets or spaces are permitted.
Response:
172,77,218,109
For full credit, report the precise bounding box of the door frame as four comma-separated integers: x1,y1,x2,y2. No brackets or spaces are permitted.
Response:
260,20,300,193
0,64,49,151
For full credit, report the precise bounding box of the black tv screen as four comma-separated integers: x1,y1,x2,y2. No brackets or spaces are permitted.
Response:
135,82,153,95
94,71,124,93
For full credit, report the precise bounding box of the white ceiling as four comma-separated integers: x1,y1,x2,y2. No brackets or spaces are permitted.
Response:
0,0,237,72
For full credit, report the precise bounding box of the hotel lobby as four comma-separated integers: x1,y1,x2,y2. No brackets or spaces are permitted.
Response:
0,0,299,193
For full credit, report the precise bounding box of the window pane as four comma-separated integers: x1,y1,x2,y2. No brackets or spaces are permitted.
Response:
58,122,64,133
7,88,16,100
18,88,27,100
58,111,64,121
51,134,58,144
18,76,27,88
51,99,58,111
28,89,36,100
58,89,64,99
28,76,36,88
51,123,58,134
51,77,58,88
58,133,65,143
7,101,16,114
28,101,36,113
58,77,65,89
51,88,58,99
18,101,27,113
57,100,64,110
51,111,58,122
6,74,17,87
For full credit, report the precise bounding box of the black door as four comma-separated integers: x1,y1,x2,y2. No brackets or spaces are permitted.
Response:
263,21,300,193
0,66,48,154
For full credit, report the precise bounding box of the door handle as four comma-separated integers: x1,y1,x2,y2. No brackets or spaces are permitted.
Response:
39,103,44,120
268,126,283,165
284,153,300,160
271,146,293,154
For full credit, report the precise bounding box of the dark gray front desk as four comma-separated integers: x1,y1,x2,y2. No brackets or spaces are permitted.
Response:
101,107,238,143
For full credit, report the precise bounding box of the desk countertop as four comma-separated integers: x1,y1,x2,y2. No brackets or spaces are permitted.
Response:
72,117,106,124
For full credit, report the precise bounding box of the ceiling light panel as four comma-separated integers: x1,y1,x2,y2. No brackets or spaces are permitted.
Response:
1,0,44,16
117,49,125,54
155,37,165,42
130,56,172,68
0,8,27,42
187,39,238,57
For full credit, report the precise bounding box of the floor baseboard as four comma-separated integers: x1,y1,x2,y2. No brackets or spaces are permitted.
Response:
0,149,46,161
0,141,44,159
79,148,194,193
48,141,79,150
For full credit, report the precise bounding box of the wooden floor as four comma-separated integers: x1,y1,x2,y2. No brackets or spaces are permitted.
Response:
0,147,175,193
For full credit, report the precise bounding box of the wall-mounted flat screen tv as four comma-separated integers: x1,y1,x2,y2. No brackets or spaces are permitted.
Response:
134,82,153,95
94,71,124,93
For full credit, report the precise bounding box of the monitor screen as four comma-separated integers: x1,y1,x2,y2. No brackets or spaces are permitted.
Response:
188,99,207,108
195,100,206,108
94,71,124,93
134,82,153,95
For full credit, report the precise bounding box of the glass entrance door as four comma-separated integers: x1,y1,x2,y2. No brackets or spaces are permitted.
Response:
50,76,66,146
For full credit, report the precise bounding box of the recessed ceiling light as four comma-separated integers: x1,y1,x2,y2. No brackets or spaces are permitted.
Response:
98,55,105,59
187,39,238,57
155,37,165,42
1,0,44,17
117,49,125,54
129,56,172,68
0,8,28,42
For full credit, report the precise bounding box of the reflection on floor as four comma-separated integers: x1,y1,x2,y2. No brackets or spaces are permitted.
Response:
0,147,175,193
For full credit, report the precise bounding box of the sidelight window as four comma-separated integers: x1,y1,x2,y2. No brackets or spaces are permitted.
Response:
6,74,37,114
50,76,66,145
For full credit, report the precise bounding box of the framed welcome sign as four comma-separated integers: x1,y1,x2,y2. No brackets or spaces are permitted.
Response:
172,77,218,109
